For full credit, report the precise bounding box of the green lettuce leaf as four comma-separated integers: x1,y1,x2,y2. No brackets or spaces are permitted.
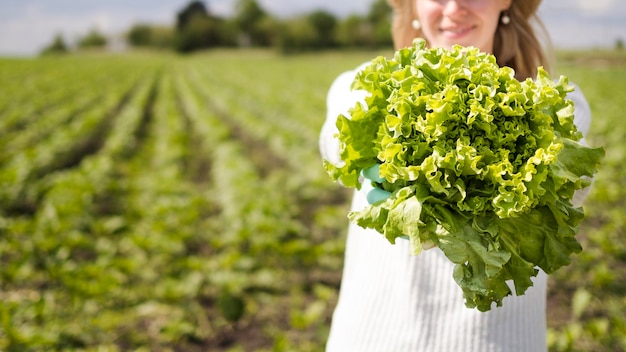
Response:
324,39,605,310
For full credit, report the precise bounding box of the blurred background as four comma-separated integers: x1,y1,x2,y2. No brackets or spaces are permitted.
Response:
1,0,625,56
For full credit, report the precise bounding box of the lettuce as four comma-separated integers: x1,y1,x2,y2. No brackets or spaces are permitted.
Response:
324,39,604,311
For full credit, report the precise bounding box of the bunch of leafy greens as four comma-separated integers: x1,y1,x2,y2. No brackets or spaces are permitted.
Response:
324,39,604,311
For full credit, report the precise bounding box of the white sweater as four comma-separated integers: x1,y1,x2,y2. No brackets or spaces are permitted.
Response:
319,63,593,352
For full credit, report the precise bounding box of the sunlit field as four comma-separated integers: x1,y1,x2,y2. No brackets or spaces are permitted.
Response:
0,48,624,351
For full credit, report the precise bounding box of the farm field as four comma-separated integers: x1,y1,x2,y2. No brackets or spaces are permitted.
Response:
0,48,625,351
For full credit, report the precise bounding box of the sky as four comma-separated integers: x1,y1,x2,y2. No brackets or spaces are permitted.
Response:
1,0,625,56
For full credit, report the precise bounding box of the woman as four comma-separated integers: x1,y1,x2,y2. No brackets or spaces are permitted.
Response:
319,0,592,351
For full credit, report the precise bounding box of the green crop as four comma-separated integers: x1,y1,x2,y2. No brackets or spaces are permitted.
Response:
324,39,605,311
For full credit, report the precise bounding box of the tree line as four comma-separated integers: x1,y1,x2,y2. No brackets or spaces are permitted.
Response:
41,0,393,55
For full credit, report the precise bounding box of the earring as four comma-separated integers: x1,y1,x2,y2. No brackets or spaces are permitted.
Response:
411,19,421,30
501,13,510,25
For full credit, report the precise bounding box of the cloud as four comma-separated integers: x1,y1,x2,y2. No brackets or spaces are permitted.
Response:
1,2,182,55
257,0,369,17
537,0,626,49
3,7,105,55
577,0,616,14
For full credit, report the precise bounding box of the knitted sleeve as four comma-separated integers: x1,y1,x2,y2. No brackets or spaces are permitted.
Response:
569,85,595,206
570,84,592,137
319,65,368,166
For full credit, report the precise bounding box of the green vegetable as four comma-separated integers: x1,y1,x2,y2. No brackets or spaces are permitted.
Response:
324,39,604,311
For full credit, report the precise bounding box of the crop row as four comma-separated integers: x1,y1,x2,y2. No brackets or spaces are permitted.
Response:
0,53,354,350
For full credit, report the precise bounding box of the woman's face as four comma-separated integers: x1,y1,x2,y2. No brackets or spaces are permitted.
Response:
415,0,512,53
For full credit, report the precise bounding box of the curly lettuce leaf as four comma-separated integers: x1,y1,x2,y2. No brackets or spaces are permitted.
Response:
324,39,605,310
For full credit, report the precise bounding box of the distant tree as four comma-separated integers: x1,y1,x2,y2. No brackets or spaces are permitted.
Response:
77,28,108,49
127,24,152,46
120,0,393,52
336,15,370,48
40,33,69,55
367,0,393,48
234,0,269,46
214,18,239,47
253,16,282,47
146,26,175,48
176,16,218,52
334,0,392,49
176,1,210,31
367,0,390,24
277,17,318,53
174,1,221,52
616,38,624,51
127,24,174,48
307,10,338,49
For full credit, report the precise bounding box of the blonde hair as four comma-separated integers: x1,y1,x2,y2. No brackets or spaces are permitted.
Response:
386,0,550,79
